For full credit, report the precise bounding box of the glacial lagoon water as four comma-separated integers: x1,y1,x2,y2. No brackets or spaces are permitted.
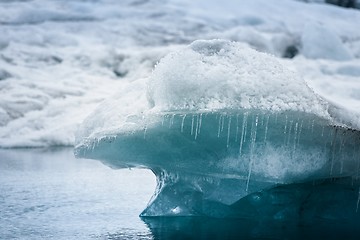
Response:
0,148,155,240
1,148,360,239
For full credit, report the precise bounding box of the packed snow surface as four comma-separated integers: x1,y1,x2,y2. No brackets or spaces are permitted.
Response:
1,0,360,147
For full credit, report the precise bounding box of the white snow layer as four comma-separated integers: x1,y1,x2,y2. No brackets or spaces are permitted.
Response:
1,0,360,147
148,40,328,115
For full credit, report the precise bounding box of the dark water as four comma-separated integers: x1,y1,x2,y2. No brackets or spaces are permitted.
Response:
1,148,360,239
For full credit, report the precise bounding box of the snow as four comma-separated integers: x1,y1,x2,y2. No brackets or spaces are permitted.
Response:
148,39,328,115
1,0,360,147
289,57,360,129
74,43,360,216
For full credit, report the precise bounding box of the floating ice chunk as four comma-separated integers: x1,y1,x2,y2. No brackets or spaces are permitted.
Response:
75,40,360,219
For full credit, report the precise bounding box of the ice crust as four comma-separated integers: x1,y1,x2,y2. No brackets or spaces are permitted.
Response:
75,40,360,219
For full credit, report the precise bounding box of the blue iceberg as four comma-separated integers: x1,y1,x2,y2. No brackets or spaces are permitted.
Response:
75,40,360,220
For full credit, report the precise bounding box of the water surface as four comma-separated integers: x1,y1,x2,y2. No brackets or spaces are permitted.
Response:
0,148,155,239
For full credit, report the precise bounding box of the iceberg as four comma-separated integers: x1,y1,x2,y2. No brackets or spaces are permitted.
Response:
75,40,360,220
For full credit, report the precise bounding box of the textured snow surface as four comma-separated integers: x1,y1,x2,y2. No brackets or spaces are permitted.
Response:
148,40,328,114
1,0,360,147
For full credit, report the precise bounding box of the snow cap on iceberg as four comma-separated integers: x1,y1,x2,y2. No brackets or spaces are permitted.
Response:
148,39,328,116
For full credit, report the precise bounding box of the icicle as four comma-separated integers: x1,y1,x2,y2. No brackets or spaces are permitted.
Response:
169,114,175,128
217,114,222,138
283,115,288,144
91,140,95,152
226,115,232,148
264,115,269,143
191,114,195,136
284,115,288,134
235,114,239,142
297,120,303,146
95,138,98,149
321,126,325,137
239,113,248,156
243,113,248,143
255,115,259,128
246,115,258,192
198,113,203,134
293,122,298,153
181,114,186,133
287,120,293,146
194,114,199,140
221,113,225,133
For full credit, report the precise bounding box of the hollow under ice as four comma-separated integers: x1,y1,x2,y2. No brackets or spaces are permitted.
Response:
75,40,360,221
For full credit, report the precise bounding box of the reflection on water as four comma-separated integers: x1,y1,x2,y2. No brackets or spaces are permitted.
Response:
142,217,360,240
141,177,360,239
2,148,360,239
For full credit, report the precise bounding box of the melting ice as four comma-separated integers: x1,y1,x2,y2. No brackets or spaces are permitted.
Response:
75,40,360,220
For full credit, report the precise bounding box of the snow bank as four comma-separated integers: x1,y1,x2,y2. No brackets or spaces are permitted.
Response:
178,0,360,58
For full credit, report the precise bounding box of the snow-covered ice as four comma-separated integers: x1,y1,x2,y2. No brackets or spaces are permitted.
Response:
75,39,360,218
